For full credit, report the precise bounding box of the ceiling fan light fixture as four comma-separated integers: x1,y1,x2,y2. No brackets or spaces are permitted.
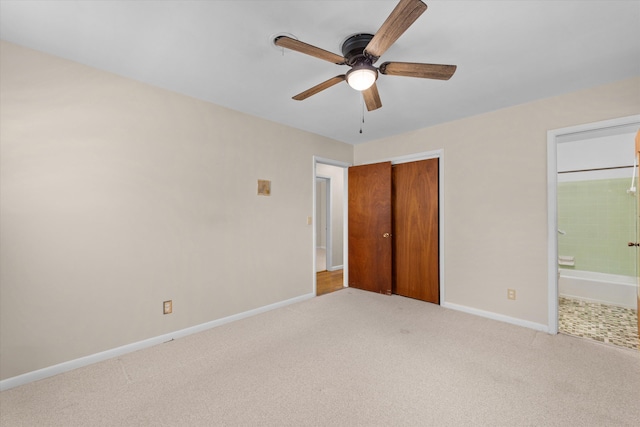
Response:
346,64,378,91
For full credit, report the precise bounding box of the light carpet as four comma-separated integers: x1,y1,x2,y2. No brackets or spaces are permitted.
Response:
1,288,639,426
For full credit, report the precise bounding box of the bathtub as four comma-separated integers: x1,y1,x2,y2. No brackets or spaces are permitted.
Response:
558,269,638,309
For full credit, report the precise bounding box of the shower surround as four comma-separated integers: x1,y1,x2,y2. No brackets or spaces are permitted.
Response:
558,177,635,277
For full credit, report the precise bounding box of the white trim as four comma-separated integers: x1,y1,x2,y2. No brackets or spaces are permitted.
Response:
546,134,559,334
442,302,549,333
343,167,349,288
389,150,442,165
0,292,314,391
325,178,332,270
361,149,442,166
313,156,351,169
312,156,318,294
313,156,351,290
546,115,640,335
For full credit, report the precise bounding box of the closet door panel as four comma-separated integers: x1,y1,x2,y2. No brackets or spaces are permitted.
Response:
393,159,439,303
348,162,393,295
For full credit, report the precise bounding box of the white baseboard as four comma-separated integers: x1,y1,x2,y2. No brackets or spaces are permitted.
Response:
441,302,550,333
0,292,315,391
327,265,343,271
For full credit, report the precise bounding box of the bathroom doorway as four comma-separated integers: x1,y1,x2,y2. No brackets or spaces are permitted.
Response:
549,116,639,350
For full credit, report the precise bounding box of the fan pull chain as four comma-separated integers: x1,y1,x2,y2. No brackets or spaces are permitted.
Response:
359,98,365,134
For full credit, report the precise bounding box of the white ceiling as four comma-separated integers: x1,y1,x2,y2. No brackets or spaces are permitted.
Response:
1,0,639,145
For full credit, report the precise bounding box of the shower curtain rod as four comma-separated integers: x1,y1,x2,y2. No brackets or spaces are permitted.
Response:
558,165,635,174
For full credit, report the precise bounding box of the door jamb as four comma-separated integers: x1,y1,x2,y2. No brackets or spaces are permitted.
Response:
546,115,640,334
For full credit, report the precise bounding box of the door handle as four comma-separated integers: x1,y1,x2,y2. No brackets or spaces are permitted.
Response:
628,242,639,247
383,233,391,238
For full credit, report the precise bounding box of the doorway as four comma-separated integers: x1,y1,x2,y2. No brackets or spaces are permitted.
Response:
547,115,640,350
314,158,349,296
313,151,445,301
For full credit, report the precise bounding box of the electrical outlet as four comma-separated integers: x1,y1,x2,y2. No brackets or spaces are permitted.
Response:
507,289,516,300
163,300,173,314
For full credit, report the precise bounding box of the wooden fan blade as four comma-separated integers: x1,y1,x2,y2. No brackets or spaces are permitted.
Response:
274,36,346,65
292,75,346,101
379,62,457,80
362,83,382,111
365,0,427,61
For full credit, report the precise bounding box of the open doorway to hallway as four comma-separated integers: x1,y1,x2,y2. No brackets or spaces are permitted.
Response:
315,160,348,296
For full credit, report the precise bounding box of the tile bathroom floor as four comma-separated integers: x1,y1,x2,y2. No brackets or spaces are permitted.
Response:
559,297,639,350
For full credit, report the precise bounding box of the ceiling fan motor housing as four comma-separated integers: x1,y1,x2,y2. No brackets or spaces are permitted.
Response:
341,33,375,66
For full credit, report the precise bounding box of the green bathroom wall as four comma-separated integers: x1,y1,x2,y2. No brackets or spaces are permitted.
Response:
558,178,636,276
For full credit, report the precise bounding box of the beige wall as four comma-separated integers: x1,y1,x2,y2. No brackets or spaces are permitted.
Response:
0,41,353,380
2,38,638,382
354,76,640,327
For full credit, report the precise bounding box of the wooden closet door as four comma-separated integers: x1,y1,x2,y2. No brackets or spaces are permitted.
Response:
348,162,393,295
392,159,439,303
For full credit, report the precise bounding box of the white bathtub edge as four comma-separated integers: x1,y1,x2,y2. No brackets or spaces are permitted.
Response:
558,269,636,285
559,292,637,310
558,269,637,309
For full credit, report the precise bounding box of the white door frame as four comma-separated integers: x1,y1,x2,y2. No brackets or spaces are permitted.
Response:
313,156,351,295
546,114,640,334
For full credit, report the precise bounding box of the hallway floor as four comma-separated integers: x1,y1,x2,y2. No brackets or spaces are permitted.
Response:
559,297,638,350
316,270,343,296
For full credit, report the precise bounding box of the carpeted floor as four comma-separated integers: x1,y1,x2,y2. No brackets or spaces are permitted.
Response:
2,289,639,426
559,297,639,350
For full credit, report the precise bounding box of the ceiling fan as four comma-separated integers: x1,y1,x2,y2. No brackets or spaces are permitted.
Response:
273,0,456,112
